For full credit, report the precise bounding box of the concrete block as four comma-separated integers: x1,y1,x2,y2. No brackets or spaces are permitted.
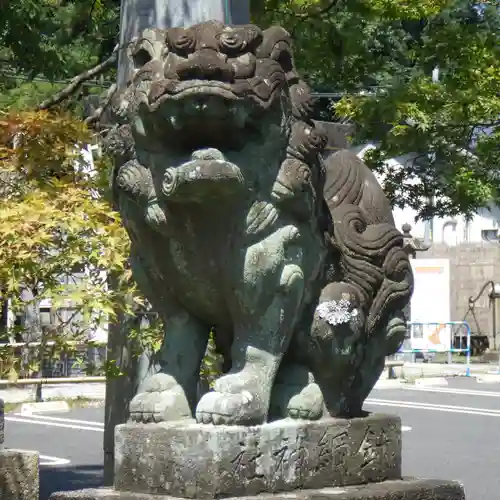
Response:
49,478,465,500
476,373,500,384
0,388,36,405
0,450,39,500
20,400,70,416
114,414,401,498
41,383,106,401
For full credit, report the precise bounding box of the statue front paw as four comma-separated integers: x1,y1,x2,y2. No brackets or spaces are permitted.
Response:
195,371,269,425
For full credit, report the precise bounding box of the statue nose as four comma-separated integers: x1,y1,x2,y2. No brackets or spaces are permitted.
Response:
175,49,234,82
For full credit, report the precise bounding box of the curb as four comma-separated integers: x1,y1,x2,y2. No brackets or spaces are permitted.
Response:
374,379,405,389
476,373,500,384
20,401,70,416
413,377,449,387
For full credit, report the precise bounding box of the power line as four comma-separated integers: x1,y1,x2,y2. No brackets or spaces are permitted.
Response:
0,71,112,89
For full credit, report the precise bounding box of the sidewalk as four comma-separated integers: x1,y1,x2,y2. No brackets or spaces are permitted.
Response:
0,382,105,404
391,362,499,380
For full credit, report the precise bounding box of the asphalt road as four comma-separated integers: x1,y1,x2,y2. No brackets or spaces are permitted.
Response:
5,377,500,500
4,407,104,499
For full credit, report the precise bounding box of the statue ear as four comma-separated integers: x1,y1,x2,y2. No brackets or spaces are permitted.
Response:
258,27,300,86
289,81,315,121
129,29,168,70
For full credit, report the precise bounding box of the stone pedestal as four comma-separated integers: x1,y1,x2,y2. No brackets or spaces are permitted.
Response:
50,413,465,500
0,450,39,500
114,414,401,498
0,399,40,500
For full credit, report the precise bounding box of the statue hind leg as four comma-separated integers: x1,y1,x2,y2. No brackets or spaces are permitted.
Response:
129,300,210,423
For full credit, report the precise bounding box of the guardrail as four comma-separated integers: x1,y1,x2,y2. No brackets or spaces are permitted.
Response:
0,376,105,387
0,340,107,400
398,321,471,376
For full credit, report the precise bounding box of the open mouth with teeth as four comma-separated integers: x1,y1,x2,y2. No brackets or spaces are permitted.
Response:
143,80,279,152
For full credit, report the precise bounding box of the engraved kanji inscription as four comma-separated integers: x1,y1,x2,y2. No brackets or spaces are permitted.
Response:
231,450,265,481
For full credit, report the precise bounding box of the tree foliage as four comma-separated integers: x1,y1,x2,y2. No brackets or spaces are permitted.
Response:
335,1,500,218
254,0,500,219
252,0,450,89
0,110,136,377
0,0,119,113
0,0,119,80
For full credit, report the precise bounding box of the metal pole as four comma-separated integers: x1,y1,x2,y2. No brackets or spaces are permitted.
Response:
447,330,453,366
0,376,105,386
492,294,497,351
466,322,471,377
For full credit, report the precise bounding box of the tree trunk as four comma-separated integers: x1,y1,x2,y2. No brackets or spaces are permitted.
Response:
19,287,42,392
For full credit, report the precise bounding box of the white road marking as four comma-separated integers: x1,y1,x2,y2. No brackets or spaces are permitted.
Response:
366,398,500,417
8,449,70,466
39,454,71,466
5,416,104,432
13,413,103,427
402,425,412,431
401,386,500,398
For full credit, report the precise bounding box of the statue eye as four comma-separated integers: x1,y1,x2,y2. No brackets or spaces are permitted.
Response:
217,29,247,55
217,26,263,55
166,28,196,55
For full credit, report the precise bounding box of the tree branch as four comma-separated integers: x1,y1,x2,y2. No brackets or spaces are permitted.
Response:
84,83,117,127
36,45,119,111
290,1,338,35
294,0,337,20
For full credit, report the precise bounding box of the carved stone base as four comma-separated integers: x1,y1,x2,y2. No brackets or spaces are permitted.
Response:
50,479,465,500
113,414,401,499
0,450,39,500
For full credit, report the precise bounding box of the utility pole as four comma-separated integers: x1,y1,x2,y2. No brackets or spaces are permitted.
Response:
103,0,250,485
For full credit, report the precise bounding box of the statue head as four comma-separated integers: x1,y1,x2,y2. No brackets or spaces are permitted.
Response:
118,22,324,155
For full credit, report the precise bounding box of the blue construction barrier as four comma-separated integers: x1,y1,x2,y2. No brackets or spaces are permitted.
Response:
398,321,472,377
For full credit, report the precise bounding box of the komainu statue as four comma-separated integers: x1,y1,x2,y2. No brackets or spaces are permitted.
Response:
108,21,413,426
